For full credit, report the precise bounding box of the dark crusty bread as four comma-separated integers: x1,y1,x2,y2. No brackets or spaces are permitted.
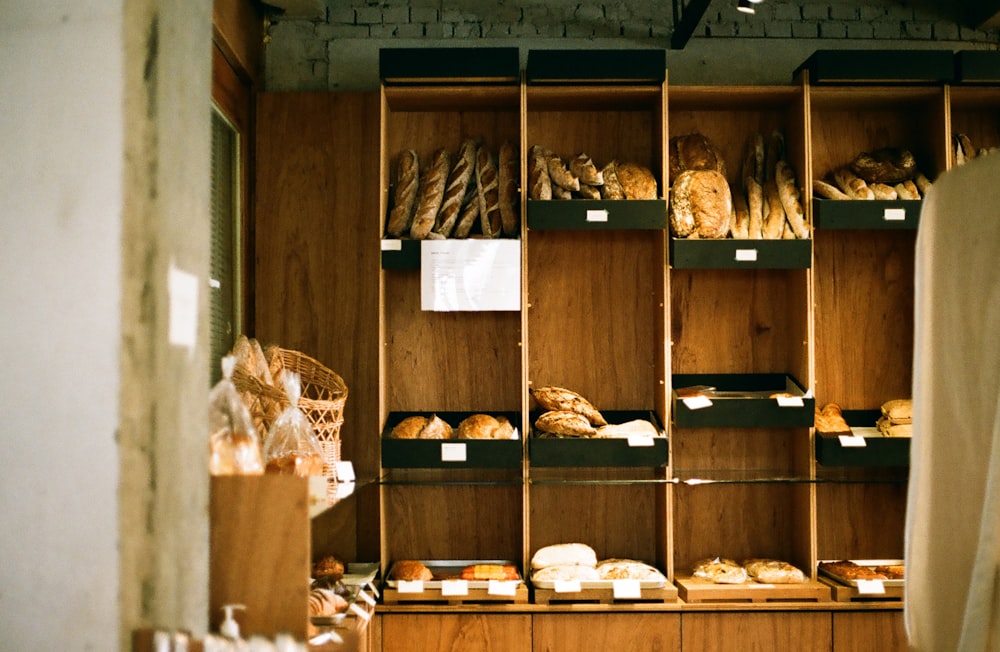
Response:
498,140,519,236
476,145,502,238
435,139,478,237
386,149,419,237
410,148,450,239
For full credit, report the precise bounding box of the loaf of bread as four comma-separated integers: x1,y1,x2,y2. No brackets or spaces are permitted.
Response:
596,558,666,581
600,160,626,200
575,184,601,200
815,403,852,435
669,133,726,181
870,182,898,200
390,414,454,439
746,177,764,238
434,139,478,238
730,185,750,239
743,133,765,187
452,191,480,238
410,148,451,239
743,559,807,584
851,147,917,184
693,558,748,584
308,588,348,617
535,410,597,437
881,398,912,423
594,419,658,439
498,140,519,236
456,413,502,439
762,178,786,239
312,555,345,582
552,184,573,200
834,167,875,200
476,146,502,238
617,162,658,199
387,149,420,237
813,179,851,200
391,560,433,581
894,179,920,200
528,145,552,200
670,169,732,239
530,386,607,426
532,564,600,582
569,152,603,186
914,171,933,195
531,542,598,570
820,560,891,582
774,160,809,239
547,154,580,192
460,564,519,581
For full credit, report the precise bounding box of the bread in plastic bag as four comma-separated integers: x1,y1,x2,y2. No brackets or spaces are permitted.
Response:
209,355,264,475
263,371,325,476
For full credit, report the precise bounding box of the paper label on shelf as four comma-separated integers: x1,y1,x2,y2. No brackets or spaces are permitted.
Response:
586,209,609,222
488,580,519,596
349,602,371,621
381,238,403,251
441,580,468,596
441,442,467,462
856,579,886,595
838,434,868,447
627,434,656,447
883,208,906,221
168,263,198,350
776,395,805,407
735,248,758,262
612,579,642,599
682,395,713,410
396,580,424,593
334,461,356,482
421,239,520,311
553,579,581,593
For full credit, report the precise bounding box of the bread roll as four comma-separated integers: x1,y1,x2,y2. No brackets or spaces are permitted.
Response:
813,179,851,200
421,413,453,439
476,146,502,238
528,145,552,200
743,559,807,584
390,415,427,439
669,133,726,180
493,415,516,440
313,555,345,582
881,398,913,422
434,139,477,237
410,148,450,239
387,149,420,237
530,386,606,426
569,152,603,186
617,162,658,199
762,178,785,239
547,154,580,192
535,410,596,437
600,160,626,200
774,160,808,238
391,560,433,581
895,179,920,200
870,182,898,201
834,167,874,200
498,140,519,236
670,169,732,239
531,543,597,570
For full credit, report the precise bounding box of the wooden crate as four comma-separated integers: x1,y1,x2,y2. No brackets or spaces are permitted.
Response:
819,576,905,603
676,575,831,604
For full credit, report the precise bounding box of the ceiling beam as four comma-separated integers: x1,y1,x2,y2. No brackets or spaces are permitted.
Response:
671,0,714,50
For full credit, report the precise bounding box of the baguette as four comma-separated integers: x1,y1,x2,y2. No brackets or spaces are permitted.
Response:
434,139,477,238
528,145,552,200
730,184,750,239
476,146,502,238
813,179,851,200
547,154,580,192
914,171,933,195
774,160,808,238
870,182,898,200
894,179,920,200
762,178,786,239
386,149,419,237
452,194,480,238
410,148,451,239
569,152,604,186
552,184,572,200
833,167,874,200
575,184,601,200
747,177,764,239
498,140,519,235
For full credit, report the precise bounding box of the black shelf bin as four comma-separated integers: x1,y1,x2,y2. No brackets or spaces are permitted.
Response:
381,411,523,469
794,49,954,85
669,238,812,269
379,47,520,85
672,374,814,428
815,409,911,468
528,411,668,467
527,199,666,230
812,199,921,230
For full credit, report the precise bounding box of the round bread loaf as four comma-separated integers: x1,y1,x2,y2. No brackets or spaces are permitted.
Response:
616,162,658,199
457,413,500,439
390,415,427,439
670,169,732,239
669,133,726,181
850,147,917,184
391,560,433,581
531,542,598,570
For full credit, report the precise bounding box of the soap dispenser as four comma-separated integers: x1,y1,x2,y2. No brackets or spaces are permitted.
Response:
220,603,247,641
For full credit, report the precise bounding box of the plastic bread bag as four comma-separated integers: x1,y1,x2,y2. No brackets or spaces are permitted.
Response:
209,355,264,475
263,371,324,476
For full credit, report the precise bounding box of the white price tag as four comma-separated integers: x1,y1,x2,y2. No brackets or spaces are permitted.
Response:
553,579,581,593
586,209,609,222
334,461,355,482
349,602,371,621
488,580,519,596
627,434,656,447
441,580,468,596
856,579,886,595
396,580,424,593
838,434,868,447
735,248,758,262
883,208,906,222
381,238,403,251
776,395,804,407
682,395,713,410
612,579,642,599
441,442,467,462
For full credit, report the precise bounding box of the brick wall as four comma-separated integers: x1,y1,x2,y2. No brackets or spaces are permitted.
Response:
262,1,1000,90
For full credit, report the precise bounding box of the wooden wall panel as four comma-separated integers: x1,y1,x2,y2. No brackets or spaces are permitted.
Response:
682,611,832,652
380,614,532,652
533,613,681,652
832,611,908,652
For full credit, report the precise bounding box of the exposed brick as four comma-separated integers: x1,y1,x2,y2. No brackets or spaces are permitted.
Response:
801,5,828,20
933,22,961,41
437,22,455,38
873,21,903,39
650,22,669,39
904,22,933,40
314,23,370,39
510,22,538,37
707,22,737,37
771,4,800,21
493,5,522,22
765,21,793,38
382,6,409,24
327,8,355,24
368,24,396,38
860,6,886,21
885,6,914,20
791,21,819,38
565,22,594,37
819,22,848,39
482,22,511,37
829,5,859,21
846,22,875,39
410,7,436,23
622,20,651,39
605,2,632,23
575,4,604,22
355,7,382,25
451,21,481,38
395,22,424,38
739,20,766,37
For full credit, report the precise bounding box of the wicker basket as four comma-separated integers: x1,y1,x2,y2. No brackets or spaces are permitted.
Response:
232,347,348,496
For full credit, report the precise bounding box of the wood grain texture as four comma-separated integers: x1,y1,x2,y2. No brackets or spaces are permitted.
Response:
832,611,908,652
380,613,531,652
533,613,680,652
815,482,907,560
681,611,832,652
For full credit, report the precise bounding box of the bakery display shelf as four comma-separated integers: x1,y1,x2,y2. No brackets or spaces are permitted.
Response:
669,237,812,270
310,562,381,628
812,198,921,230
380,238,421,269
815,409,910,468
528,410,668,468
381,411,522,469
532,582,678,605
526,199,667,231
793,49,955,85
672,374,814,429
379,47,520,86
525,48,666,85
382,560,528,605
818,560,905,603
528,464,667,486
675,575,831,604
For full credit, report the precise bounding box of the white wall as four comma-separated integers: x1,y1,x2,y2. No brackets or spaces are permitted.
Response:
0,4,123,650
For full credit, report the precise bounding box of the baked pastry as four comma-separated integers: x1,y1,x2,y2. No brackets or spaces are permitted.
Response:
569,153,603,186
815,403,852,435
851,147,917,184
834,167,875,200
386,149,419,237
774,160,809,239
813,179,851,200
457,413,501,439
575,184,601,200
617,162,658,200
410,148,451,239
535,410,596,437
761,178,785,239
596,558,666,581
870,182,898,200
308,588,348,617
460,564,519,581
389,414,453,439
693,557,748,584
476,146,502,238
881,399,912,423
498,140,519,236
600,161,626,200
819,560,889,581
391,560,433,582
547,154,580,192
594,419,658,439
670,169,733,239
743,559,807,584
312,555,345,582
894,179,920,200
530,386,607,426
873,564,905,580
669,133,726,181
434,139,477,238
531,543,598,570
528,145,552,200
877,415,912,438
